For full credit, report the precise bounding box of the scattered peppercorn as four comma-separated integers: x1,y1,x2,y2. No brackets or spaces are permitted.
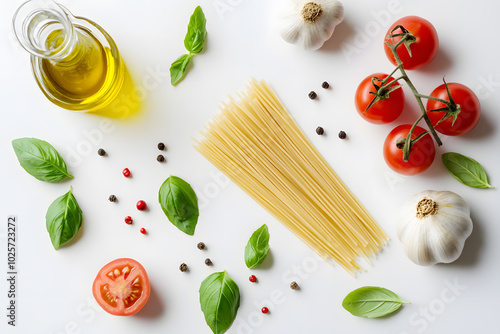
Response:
157,154,165,163
261,307,269,314
205,258,213,266
338,130,347,139
308,91,317,100
108,195,117,202
322,81,330,89
249,275,257,283
179,263,188,272
122,168,131,178
125,216,133,225
316,126,325,135
136,200,147,211
140,227,146,234
290,281,299,290
197,242,206,250
157,142,166,150
97,148,106,156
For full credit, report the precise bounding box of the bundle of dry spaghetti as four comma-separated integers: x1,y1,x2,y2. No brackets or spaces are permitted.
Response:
194,79,388,275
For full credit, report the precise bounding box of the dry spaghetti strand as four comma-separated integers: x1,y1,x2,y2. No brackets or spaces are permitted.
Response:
193,79,388,275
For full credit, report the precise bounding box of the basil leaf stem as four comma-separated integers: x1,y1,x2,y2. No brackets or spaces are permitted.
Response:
170,6,207,86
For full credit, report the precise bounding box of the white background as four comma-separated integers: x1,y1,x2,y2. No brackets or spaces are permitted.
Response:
1,0,499,333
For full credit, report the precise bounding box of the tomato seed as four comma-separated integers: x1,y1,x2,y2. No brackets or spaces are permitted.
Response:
123,168,131,178
140,227,146,234
249,275,257,283
261,307,269,314
125,216,133,225
136,200,147,211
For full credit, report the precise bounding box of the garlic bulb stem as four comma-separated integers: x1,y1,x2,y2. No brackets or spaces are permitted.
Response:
416,198,438,218
301,2,323,23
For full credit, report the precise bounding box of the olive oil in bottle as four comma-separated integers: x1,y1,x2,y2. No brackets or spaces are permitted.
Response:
13,0,124,112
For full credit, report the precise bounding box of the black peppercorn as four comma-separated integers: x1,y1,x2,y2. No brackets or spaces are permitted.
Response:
179,263,188,272
308,91,317,100
157,154,165,163
157,142,166,150
316,126,325,135
205,258,213,266
197,242,206,250
338,131,347,139
321,81,329,89
97,148,106,156
108,195,117,202
290,281,299,290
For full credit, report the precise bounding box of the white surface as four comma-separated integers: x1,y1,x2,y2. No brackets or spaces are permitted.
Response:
1,0,499,333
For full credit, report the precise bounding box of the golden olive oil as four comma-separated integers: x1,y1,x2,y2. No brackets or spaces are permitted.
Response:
14,2,126,112
38,29,123,111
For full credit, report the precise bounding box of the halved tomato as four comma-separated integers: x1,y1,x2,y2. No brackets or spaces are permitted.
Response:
92,258,150,316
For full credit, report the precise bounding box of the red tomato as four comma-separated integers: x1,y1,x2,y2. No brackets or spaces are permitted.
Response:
383,124,435,175
426,83,481,136
92,258,150,316
384,16,439,70
355,73,405,124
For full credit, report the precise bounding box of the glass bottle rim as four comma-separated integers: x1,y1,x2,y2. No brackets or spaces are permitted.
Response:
12,0,76,60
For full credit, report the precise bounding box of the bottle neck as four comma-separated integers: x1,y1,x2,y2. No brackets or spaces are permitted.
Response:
13,0,78,62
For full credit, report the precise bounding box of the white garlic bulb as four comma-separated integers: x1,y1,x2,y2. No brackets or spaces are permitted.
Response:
278,0,344,50
397,190,473,266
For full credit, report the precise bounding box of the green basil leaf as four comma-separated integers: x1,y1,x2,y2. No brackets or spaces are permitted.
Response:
184,6,207,54
158,175,199,235
244,224,270,268
199,271,240,334
170,53,192,86
45,187,83,250
342,286,410,318
12,137,73,182
442,152,494,189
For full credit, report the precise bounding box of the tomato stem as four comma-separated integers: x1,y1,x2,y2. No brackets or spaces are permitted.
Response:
385,33,443,162
416,93,451,106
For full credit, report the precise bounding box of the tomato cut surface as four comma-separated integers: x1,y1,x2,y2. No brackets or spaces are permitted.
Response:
92,258,150,316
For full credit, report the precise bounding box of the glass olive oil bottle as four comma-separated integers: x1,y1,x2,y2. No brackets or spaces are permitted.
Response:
13,0,124,112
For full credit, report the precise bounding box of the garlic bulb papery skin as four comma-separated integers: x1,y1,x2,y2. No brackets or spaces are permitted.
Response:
278,0,344,50
397,190,473,266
